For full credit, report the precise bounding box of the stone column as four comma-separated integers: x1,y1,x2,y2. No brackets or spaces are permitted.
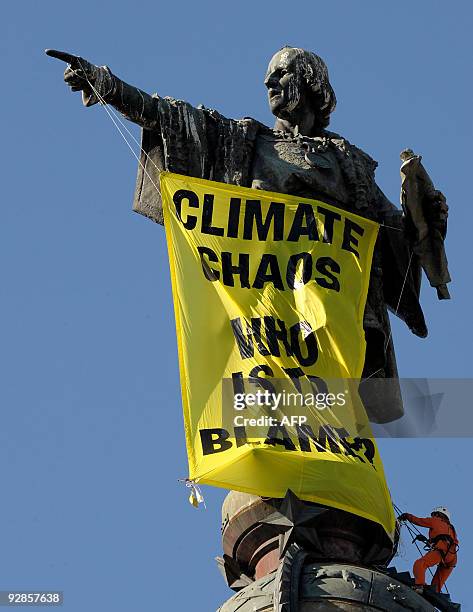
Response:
217,492,459,612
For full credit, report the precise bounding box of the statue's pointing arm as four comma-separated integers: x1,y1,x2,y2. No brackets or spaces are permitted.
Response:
46,49,160,130
46,49,260,225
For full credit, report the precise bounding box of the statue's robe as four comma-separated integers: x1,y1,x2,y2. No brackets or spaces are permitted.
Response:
131,95,427,423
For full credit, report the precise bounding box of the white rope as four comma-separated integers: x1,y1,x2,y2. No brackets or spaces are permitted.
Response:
380,222,403,232
361,249,414,383
73,61,162,196
384,249,414,353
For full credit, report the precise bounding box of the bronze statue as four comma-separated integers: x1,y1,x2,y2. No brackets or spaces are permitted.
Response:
45,47,460,611
46,46,449,423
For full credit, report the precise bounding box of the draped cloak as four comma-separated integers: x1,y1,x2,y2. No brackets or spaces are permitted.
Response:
131,95,427,423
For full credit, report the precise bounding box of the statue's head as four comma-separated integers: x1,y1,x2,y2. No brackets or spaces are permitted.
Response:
400,148,416,162
264,47,336,129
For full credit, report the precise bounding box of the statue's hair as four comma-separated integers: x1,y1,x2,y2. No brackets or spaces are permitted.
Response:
400,148,416,160
280,46,337,127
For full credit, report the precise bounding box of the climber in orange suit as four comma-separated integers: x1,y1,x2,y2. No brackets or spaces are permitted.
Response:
399,506,458,592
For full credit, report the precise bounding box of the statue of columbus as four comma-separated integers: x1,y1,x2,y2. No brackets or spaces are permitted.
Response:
47,46,449,423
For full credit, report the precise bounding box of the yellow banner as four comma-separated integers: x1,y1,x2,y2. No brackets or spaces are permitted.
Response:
161,172,395,539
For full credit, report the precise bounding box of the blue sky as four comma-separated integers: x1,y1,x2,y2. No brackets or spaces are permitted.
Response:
1,1,472,609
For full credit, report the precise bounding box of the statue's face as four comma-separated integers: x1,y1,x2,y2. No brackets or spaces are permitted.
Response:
264,48,307,119
400,149,415,162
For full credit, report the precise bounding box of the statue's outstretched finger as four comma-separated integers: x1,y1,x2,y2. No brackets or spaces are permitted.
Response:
45,49,80,65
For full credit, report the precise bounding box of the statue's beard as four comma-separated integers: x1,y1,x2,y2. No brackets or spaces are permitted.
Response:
273,94,300,121
271,83,302,120
284,82,302,112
